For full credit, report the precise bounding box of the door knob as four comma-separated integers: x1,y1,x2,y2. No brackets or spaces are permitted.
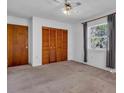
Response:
26,46,28,48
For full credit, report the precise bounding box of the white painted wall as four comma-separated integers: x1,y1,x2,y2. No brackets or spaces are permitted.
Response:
7,15,115,71
72,23,84,62
7,16,30,26
32,16,74,66
7,16,32,64
87,17,108,70
72,17,115,71
7,16,74,66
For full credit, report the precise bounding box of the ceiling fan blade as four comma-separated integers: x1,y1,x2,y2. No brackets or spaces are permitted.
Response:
53,0,64,4
71,2,82,8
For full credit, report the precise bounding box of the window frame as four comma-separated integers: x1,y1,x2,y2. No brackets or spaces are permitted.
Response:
88,23,108,51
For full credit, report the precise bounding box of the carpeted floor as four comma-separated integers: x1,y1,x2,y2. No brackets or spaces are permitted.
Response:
8,61,116,93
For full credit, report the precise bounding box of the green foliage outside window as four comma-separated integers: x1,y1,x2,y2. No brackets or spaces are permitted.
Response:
89,24,108,49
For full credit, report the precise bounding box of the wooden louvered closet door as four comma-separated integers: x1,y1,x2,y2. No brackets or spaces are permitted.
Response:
7,24,28,67
42,26,67,65
49,28,56,63
42,27,50,65
62,30,68,61
56,29,63,62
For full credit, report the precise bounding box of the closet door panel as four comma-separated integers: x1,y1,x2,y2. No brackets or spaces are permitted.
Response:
56,29,63,62
49,28,56,63
62,30,68,61
42,27,50,65
42,27,68,65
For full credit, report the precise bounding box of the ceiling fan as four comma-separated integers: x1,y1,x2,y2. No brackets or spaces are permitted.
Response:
53,0,82,15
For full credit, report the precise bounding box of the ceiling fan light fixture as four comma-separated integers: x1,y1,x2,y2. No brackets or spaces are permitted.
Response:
63,9,67,14
63,9,70,15
63,3,72,15
53,0,82,15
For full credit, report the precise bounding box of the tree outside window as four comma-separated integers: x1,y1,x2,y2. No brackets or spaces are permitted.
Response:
88,23,108,49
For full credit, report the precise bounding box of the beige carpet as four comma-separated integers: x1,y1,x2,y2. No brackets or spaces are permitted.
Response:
8,61,116,93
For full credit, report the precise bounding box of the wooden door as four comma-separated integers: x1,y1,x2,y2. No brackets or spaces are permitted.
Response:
7,24,14,67
42,27,50,65
42,27,68,65
13,25,28,66
49,28,56,63
56,29,63,62
7,24,28,67
62,30,68,61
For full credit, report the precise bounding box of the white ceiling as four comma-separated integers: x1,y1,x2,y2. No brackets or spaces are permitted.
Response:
7,0,116,23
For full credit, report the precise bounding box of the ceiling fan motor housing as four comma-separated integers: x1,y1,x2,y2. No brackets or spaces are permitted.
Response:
65,3,72,11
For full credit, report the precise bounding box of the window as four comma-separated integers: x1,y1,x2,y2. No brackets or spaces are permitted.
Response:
88,23,108,50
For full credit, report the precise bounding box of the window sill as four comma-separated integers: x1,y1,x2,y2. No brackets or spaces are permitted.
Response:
88,49,106,52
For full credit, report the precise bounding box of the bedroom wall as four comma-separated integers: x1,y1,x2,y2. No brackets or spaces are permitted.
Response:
7,16,74,66
72,17,115,71
32,16,74,66
71,23,84,62
87,17,108,70
7,16,32,64
7,15,115,71
7,16,30,26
